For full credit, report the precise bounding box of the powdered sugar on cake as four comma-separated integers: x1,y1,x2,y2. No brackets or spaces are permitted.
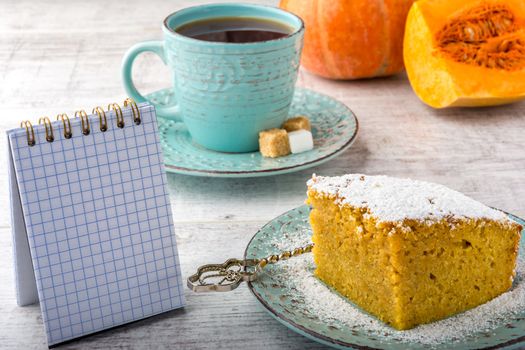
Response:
307,174,509,223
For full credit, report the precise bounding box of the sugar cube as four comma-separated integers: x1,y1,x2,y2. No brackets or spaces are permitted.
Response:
288,129,314,154
282,116,311,132
259,128,291,158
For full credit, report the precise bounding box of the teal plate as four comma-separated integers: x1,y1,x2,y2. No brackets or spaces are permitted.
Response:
245,205,525,350
146,88,358,177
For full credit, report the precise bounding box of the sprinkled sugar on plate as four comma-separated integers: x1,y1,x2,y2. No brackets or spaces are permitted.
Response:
245,205,525,350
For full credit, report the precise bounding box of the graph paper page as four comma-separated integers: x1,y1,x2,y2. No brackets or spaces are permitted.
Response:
8,103,184,345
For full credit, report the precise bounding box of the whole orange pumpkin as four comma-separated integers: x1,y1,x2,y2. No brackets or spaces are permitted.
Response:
280,0,415,79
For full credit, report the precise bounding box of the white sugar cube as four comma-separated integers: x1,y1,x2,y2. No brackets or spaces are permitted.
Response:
288,129,314,154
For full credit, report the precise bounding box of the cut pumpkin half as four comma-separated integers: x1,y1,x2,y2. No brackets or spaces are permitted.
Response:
404,0,525,108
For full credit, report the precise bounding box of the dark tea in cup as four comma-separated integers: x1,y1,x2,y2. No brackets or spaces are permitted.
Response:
175,17,294,43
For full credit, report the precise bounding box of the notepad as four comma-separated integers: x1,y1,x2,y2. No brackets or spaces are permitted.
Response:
7,100,185,346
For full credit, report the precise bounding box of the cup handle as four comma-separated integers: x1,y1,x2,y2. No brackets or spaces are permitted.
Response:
121,41,181,121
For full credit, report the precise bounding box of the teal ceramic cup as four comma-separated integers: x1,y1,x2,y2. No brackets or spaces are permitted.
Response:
122,3,304,152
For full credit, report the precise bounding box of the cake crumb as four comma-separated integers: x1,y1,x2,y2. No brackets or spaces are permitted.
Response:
267,232,525,346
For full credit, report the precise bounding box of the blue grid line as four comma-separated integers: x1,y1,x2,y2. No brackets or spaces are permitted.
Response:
121,123,143,320
151,140,175,309
39,256,175,305
33,234,176,294
72,123,106,336
151,127,184,307
29,132,67,341
130,119,154,315
99,126,120,329
45,284,177,332
25,188,168,231
71,120,95,333
28,213,172,255
57,124,88,335
8,103,184,345
15,139,160,175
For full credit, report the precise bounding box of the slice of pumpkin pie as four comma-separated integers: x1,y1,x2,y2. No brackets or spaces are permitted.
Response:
306,174,522,330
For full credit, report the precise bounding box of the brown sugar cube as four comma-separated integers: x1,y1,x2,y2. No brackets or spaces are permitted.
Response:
259,128,291,158
282,115,311,132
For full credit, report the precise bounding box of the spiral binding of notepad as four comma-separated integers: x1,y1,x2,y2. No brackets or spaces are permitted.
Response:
19,98,141,147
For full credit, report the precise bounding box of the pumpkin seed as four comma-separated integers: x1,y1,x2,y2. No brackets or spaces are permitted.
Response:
435,4,525,70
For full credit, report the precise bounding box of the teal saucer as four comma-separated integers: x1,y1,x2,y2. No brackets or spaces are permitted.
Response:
245,205,525,350
146,88,358,177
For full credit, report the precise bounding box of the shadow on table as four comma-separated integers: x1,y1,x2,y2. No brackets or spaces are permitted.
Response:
421,100,525,123
164,134,370,200
57,308,187,349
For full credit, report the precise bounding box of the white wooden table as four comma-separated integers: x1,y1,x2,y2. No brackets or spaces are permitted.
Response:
0,0,524,348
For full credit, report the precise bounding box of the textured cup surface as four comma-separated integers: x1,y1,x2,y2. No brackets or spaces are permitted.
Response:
164,4,304,152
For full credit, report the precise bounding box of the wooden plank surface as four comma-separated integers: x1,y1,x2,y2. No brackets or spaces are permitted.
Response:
0,0,524,348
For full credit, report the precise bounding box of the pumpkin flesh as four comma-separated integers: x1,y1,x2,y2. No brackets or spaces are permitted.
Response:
404,0,525,108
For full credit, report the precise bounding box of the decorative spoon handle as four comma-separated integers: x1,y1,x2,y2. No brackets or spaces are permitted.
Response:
187,243,314,292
